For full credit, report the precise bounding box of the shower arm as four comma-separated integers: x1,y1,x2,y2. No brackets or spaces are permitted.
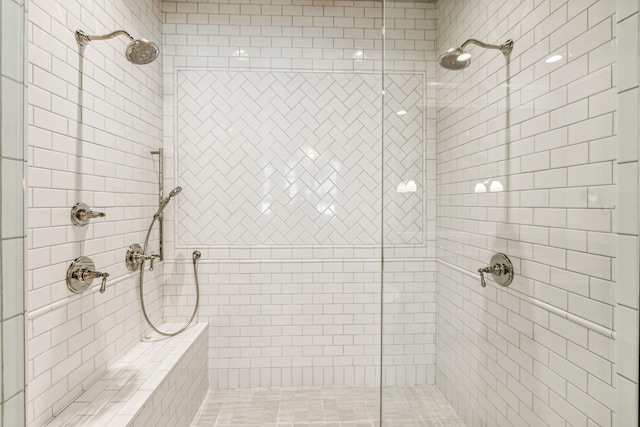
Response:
459,39,514,56
75,30,135,47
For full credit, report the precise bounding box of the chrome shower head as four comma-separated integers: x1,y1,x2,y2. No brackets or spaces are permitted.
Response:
438,47,471,70
439,39,514,71
154,186,182,218
126,39,160,65
75,29,160,65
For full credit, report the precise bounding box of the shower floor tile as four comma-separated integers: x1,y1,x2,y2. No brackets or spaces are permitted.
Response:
191,386,465,427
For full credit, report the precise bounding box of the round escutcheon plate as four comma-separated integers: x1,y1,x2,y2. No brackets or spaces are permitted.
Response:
490,252,514,286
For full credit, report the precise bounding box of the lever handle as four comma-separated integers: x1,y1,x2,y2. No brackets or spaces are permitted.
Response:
125,244,161,272
71,202,106,227
99,272,109,293
145,254,160,271
82,210,106,219
477,267,488,287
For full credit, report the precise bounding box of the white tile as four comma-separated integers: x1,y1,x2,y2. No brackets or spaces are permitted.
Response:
2,159,24,239
549,228,586,252
567,113,613,144
4,390,25,427
566,250,611,280
587,231,615,256
616,1,639,22
567,209,611,232
618,15,639,91
568,295,612,328
617,88,638,162
568,162,612,186
1,0,24,82
550,144,588,168
3,238,24,319
616,374,639,427
4,315,25,398
1,77,25,160
566,383,611,427
567,67,611,103
535,282,568,309
616,234,639,309
549,267,589,296
617,162,638,235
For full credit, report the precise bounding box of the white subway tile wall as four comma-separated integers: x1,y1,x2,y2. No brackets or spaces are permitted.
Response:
162,0,438,389
2,0,27,425
436,1,626,426
20,0,640,426
26,0,165,425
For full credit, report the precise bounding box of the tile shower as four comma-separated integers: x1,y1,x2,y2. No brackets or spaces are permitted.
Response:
16,0,639,427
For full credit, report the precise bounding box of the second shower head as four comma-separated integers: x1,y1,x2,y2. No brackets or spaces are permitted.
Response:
75,30,159,65
439,39,514,70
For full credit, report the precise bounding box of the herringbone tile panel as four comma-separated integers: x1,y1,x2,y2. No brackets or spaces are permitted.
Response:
176,70,423,247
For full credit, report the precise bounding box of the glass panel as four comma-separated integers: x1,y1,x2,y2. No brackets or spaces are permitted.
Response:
381,1,637,426
381,0,438,425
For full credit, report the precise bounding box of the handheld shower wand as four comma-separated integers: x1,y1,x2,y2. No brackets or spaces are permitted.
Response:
153,186,182,219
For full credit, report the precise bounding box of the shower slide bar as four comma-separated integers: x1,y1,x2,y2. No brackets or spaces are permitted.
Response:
151,148,165,260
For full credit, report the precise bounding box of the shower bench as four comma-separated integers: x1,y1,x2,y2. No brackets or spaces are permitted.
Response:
44,323,208,427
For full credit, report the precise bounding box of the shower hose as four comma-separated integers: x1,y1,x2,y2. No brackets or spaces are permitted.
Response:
138,214,200,337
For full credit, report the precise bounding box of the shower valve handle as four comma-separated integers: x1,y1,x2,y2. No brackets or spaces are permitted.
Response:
71,202,106,227
477,264,507,287
477,267,488,287
97,272,109,293
148,254,161,271
100,273,109,293
81,210,106,219
477,253,515,288
79,269,110,293
66,257,110,294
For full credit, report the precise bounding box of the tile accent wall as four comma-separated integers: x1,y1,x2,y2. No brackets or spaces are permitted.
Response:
1,0,27,425
162,0,437,388
176,70,385,246
176,70,424,246
435,1,622,426
26,0,164,425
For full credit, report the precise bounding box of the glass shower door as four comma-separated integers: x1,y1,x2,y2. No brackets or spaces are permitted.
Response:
381,1,633,427
380,0,438,425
